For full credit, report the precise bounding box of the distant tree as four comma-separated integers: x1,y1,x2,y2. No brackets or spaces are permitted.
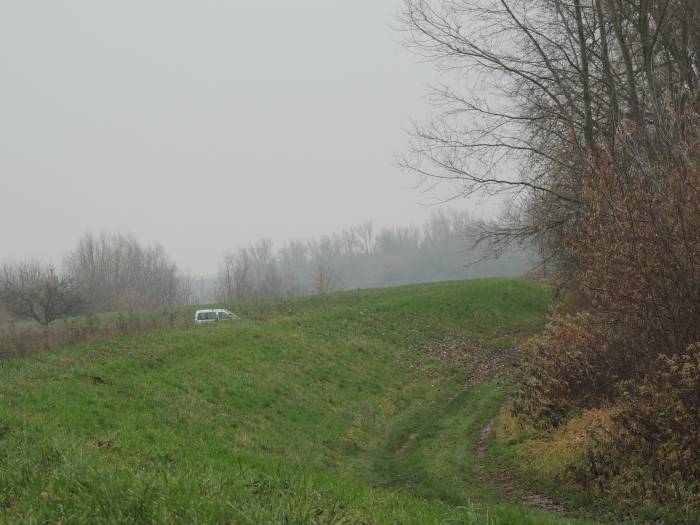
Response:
312,260,343,294
0,305,13,324
278,241,311,296
354,222,374,255
340,228,361,256
0,261,84,326
65,232,184,312
217,212,532,300
176,274,196,305
249,239,284,298
217,248,254,301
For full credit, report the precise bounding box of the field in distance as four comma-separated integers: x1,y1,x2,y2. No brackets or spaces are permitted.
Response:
0,279,597,524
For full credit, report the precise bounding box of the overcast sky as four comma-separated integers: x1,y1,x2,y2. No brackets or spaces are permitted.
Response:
1,1,488,275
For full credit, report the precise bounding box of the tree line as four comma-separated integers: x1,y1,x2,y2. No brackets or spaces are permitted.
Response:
215,210,533,302
1,213,534,325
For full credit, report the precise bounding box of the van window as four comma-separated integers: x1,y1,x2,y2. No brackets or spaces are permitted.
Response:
197,312,217,321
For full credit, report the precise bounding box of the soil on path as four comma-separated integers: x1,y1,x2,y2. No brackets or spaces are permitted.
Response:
400,339,569,514
467,348,567,514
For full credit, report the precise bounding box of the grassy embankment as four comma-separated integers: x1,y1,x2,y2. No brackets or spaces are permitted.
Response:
0,279,600,524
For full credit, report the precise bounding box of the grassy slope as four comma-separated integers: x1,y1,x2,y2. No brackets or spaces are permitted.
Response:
0,279,594,524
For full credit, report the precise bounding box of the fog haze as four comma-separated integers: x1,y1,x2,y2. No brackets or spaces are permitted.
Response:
1,1,489,274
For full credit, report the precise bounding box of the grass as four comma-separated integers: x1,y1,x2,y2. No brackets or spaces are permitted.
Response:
0,278,599,524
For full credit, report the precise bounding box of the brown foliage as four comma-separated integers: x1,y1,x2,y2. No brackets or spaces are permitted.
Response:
516,315,630,427
516,137,700,504
573,343,700,507
571,152,700,361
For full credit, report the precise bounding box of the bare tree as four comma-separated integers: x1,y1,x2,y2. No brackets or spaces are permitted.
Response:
176,274,196,306
400,0,700,265
66,233,184,311
340,228,362,256
278,240,311,296
249,239,284,298
0,261,83,326
218,241,278,301
354,222,375,255
312,260,343,294
217,247,255,301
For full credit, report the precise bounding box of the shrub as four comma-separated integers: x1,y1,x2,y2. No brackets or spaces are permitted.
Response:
0,311,190,359
516,137,700,505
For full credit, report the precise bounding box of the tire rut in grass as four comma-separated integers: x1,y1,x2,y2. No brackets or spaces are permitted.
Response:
391,342,567,514
468,348,567,513
473,414,566,513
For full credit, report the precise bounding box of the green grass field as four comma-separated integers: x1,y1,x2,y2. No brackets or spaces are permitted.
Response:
0,279,600,524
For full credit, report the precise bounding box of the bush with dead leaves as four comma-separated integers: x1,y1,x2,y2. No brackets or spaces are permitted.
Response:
516,134,700,506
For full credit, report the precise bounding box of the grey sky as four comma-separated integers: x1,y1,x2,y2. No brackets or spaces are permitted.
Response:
1,1,484,275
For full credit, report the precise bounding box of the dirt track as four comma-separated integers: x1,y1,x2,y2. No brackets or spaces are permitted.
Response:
467,348,567,513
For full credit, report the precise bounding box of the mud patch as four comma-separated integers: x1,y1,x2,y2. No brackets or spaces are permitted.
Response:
396,432,419,454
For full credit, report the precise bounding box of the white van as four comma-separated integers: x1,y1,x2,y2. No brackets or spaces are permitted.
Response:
193,309,240,324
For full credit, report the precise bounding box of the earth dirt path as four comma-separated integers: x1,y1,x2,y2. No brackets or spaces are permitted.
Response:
468,348,567,513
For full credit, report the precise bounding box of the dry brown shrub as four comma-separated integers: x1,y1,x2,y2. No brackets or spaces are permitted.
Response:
516,136,700,505
0,310,189,360
516,315,631,427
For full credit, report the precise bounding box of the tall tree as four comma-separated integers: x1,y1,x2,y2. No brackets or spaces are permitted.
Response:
65,233,185,311
400,0,700,264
